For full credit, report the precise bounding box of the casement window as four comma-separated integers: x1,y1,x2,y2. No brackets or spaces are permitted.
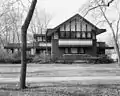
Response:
78,48,85,54
42,37,46,41
82,32,86,38
71,48,78,54
66,31,70,38
54,32,58,39
87,32,92,38
64,48,85,54
76,31,81,38
60,31,65,38
71,31,76,38
38,37,42,41
71,21,75,31
64,48,69,54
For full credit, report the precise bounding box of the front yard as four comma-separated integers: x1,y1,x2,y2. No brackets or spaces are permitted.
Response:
0,63,120,95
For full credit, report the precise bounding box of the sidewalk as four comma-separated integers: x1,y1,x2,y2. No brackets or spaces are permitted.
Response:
0,76,120,83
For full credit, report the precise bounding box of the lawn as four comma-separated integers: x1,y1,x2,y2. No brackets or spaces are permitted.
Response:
0,63,120,96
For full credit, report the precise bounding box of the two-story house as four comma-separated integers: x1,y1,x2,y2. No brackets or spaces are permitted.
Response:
45,14,113,60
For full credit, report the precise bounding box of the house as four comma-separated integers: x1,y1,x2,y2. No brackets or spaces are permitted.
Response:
33,34,51,54
45,14,113,60
4,14,113,61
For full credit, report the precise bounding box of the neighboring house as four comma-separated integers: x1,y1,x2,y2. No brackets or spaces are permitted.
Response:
33,34,51,54
4,43,34,55
4,14,113,61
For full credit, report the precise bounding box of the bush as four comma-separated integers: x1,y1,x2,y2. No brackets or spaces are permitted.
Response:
32,52,51,64
0,49,33,64
87,55,114,64
0,49,13,63
96,55,114,64
11,51,33,63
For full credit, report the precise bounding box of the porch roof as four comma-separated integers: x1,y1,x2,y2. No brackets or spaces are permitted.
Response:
4,43,34,49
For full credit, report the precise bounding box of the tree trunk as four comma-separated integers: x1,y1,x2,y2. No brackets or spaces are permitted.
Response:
20,0,37,89
20,27,27,89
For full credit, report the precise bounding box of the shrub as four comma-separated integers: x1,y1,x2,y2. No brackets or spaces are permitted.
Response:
0,49,13,63
11,51,33,63
95,55,114,64
0,49,33,64
87,55,114,64
32,52,51,64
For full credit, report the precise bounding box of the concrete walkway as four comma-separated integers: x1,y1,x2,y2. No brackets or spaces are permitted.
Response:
0,76,120,83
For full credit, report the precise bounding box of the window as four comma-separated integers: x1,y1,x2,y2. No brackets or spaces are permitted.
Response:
64,48,85,54
42,37,46,41
82,32,86,38
38,37,42,41
71,31,76,38
64,48,69,54
78,48,85,54
87,32,92,38
60,31,65,38
76,31,81,38
66,31,70,38
54,32,58,39
71,48,77,54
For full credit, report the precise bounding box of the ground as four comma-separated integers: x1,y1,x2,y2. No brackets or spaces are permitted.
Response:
1,63,120,95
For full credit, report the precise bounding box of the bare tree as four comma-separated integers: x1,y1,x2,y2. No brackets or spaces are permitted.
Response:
79,0,120,65
0,0,25,45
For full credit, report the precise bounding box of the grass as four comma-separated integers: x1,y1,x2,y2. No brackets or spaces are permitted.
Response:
0,63,120,96
1,82,120,96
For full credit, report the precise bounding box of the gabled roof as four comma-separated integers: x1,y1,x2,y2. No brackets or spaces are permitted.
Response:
47,14,106,36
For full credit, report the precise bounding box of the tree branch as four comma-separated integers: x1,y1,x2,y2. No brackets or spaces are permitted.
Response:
116,12,120,41
83,0,115,17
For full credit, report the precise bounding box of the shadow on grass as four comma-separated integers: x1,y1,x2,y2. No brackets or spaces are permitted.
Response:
0,83,120,96
1,83,120,90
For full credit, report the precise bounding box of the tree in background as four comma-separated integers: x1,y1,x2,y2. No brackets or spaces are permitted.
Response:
0,0,52,50
79,0,120,65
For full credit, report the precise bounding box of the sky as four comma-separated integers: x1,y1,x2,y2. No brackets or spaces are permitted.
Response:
36,0,88,28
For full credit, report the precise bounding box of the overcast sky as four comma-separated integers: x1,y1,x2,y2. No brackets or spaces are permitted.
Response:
35,0,110,42
36,0,88,28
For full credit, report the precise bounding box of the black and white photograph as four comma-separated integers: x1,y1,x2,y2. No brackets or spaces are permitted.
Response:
0,0,120,95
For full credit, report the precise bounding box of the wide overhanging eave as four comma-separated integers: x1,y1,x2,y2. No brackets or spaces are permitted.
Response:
97,29,106,35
